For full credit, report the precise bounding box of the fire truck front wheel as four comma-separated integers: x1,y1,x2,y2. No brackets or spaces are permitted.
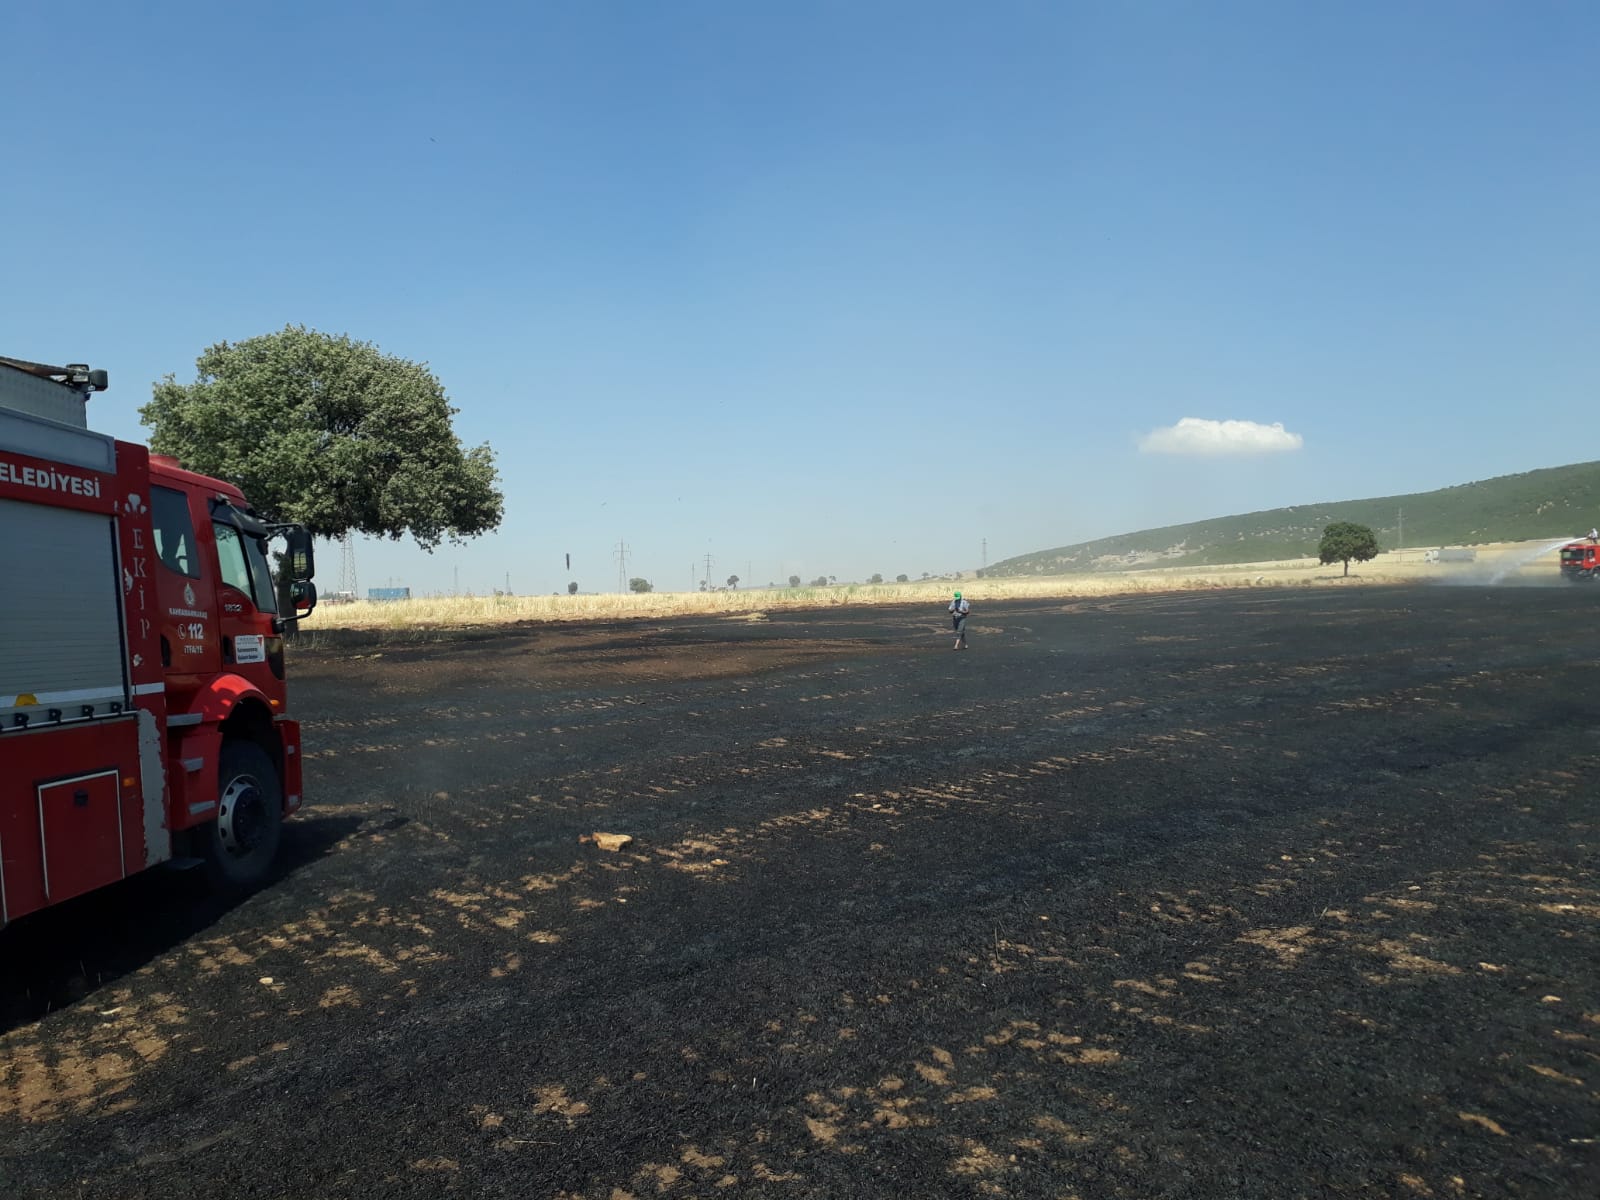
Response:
203,740,285,894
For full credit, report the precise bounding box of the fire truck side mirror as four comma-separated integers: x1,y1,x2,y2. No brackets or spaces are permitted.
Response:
291,580,318,617
284,529,316,582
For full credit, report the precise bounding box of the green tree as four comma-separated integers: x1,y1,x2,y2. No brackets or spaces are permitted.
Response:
726,574,739,589
141,326,503,549
1318,521,1380,576
810,575,829,587
896,574,909,583
629,577,653,593
567,581,578,595
788,575,801,588
868,573,884,584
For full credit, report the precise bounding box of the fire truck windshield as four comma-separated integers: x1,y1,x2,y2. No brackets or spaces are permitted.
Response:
213,521,279,613
244,531,279,613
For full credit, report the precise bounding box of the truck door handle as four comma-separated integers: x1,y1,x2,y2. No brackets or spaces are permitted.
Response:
73,789,90,808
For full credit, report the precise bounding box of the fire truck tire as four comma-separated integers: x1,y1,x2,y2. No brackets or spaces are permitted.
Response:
203,740,284,894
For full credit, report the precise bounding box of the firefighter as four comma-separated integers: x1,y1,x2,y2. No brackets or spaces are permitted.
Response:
948,590,970,650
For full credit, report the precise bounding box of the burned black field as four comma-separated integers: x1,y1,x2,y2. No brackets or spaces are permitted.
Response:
3,587,1597,1199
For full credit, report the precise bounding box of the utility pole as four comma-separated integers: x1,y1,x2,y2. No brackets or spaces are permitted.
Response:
703,551,715,587
614,539,630,593
453,565,459,596
981,538,987,570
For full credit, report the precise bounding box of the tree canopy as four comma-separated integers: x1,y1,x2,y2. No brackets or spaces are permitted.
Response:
629,577,653,593
1318,521,1380,576
141,325,503,550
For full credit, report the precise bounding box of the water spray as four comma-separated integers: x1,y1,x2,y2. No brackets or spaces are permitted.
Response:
1486,536,1579,585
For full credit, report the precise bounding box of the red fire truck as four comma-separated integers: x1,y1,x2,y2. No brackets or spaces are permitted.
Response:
0,355,317,927
1559,539,1600,582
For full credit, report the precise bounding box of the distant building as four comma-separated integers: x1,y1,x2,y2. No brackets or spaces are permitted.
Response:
368,586,412,601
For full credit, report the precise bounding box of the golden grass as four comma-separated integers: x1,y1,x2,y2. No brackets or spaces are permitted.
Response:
308,540,1571,631
313,576,1193,631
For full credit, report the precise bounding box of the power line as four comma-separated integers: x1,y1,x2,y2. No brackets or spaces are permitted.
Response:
703,551,715,587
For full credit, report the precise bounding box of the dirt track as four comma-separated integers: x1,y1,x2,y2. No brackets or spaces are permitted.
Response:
2,587,1597,1198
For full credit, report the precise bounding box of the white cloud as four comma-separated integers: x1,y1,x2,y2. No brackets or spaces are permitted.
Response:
1138,417,1304,456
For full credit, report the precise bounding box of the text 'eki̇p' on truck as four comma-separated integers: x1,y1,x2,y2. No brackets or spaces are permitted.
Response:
0,355,319,927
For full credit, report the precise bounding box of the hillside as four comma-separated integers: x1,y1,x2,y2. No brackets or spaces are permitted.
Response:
988,460,1600,576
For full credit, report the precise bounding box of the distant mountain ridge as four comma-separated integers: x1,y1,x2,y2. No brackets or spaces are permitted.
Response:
987,460,1600,577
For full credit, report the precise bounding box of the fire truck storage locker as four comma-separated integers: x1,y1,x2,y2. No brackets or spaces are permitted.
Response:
0,411,126,730
1,404,142,918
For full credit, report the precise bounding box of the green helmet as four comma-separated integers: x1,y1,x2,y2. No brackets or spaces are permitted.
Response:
953,591,962,598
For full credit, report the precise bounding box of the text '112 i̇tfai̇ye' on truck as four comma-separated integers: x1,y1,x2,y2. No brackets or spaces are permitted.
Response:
0,355,318,928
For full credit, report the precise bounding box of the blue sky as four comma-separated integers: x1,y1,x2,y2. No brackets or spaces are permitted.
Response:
4,2,1596,594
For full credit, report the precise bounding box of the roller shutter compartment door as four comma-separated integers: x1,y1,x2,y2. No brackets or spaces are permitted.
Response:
0,497,127,723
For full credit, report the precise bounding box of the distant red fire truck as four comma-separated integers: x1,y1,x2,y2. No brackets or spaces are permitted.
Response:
1559,538,1600,583
1,355,317,926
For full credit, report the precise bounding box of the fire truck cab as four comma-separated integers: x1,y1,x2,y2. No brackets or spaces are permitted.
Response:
1559,540,1600,582
0,355,316,927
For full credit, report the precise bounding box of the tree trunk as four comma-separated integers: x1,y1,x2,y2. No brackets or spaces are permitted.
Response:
1343,559,1349,577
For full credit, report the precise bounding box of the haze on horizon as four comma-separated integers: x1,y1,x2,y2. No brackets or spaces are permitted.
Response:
3,2,1595,595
